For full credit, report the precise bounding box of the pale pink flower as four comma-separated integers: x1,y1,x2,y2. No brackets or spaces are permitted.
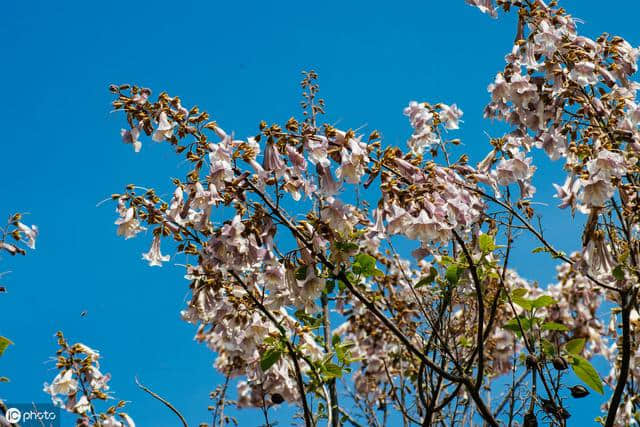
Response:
465,0,497,18
568,61,598,87
72,395,91,414
16,222,38,249
589,149,627,178
553,176,581,214
581,176,614,208
142,235,170,267
44,369,77,396
120,126,142,153
494,151,535,186
151,111,176,142
115,207,146,239
536,128,567,160
488,73,510,102
263,142,285,172
439,104,463,130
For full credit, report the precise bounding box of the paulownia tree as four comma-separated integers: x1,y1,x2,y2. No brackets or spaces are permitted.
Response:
43,0,640,426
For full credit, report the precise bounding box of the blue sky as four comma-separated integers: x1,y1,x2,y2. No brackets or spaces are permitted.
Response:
1,0,638,425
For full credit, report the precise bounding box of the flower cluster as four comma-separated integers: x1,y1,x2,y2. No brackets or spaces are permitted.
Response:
381,157,485,245
0,213,38,292
44,332,134,427
403,101,463,155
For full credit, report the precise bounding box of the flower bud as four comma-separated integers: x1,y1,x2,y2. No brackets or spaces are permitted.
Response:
569,385,589,398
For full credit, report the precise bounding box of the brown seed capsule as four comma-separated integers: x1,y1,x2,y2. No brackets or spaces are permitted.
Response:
524,412,538,427
271,393,284,404
570,385,590,398
541,398,556,414
552,356,569,371
557,407,571,419
525,354,538,369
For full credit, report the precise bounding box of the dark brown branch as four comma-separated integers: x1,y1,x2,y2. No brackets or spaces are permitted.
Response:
604,293,632,427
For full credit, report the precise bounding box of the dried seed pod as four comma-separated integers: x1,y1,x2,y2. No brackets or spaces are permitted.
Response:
524,412,538,427
552,356,569,371
557,407,571,420
569,385,590,398
526,354,538,369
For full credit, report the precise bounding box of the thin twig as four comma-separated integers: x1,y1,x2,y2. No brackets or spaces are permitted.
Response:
135,377,188,427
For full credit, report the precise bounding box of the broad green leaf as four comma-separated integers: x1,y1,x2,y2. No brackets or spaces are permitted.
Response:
323,363,343,379
532,295,557,309
0,337,13,357
541,339,556,356
511,288,528,298
566,338,585,355
260,348,282,372
354,253,375,270
542,322,569,332
512,295,533,311
503,317,532,334
612,265,625,281
353,253,378,277
445,264,460,285
332,334,341,346
479,233,495,252
571,354,604,394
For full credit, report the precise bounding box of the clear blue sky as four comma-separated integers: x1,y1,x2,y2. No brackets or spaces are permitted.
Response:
1,1,638,425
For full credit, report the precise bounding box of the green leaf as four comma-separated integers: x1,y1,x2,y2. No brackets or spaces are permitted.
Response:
571,354,604,394
503,317,532,334
479,233,495,252
0,377,8,383
353,253,378,277
260,348,282,372
612,265,625,281
445,264,460,285
531,247,547,254
440,256,454,266
511,288,528,298
532,295,557,309
512,295,533,311
566,338,585,355
0,337,13,357
335,242,359,252
542,322,569,332
541,339,556,356
332,334,341,347
323,363,343,379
